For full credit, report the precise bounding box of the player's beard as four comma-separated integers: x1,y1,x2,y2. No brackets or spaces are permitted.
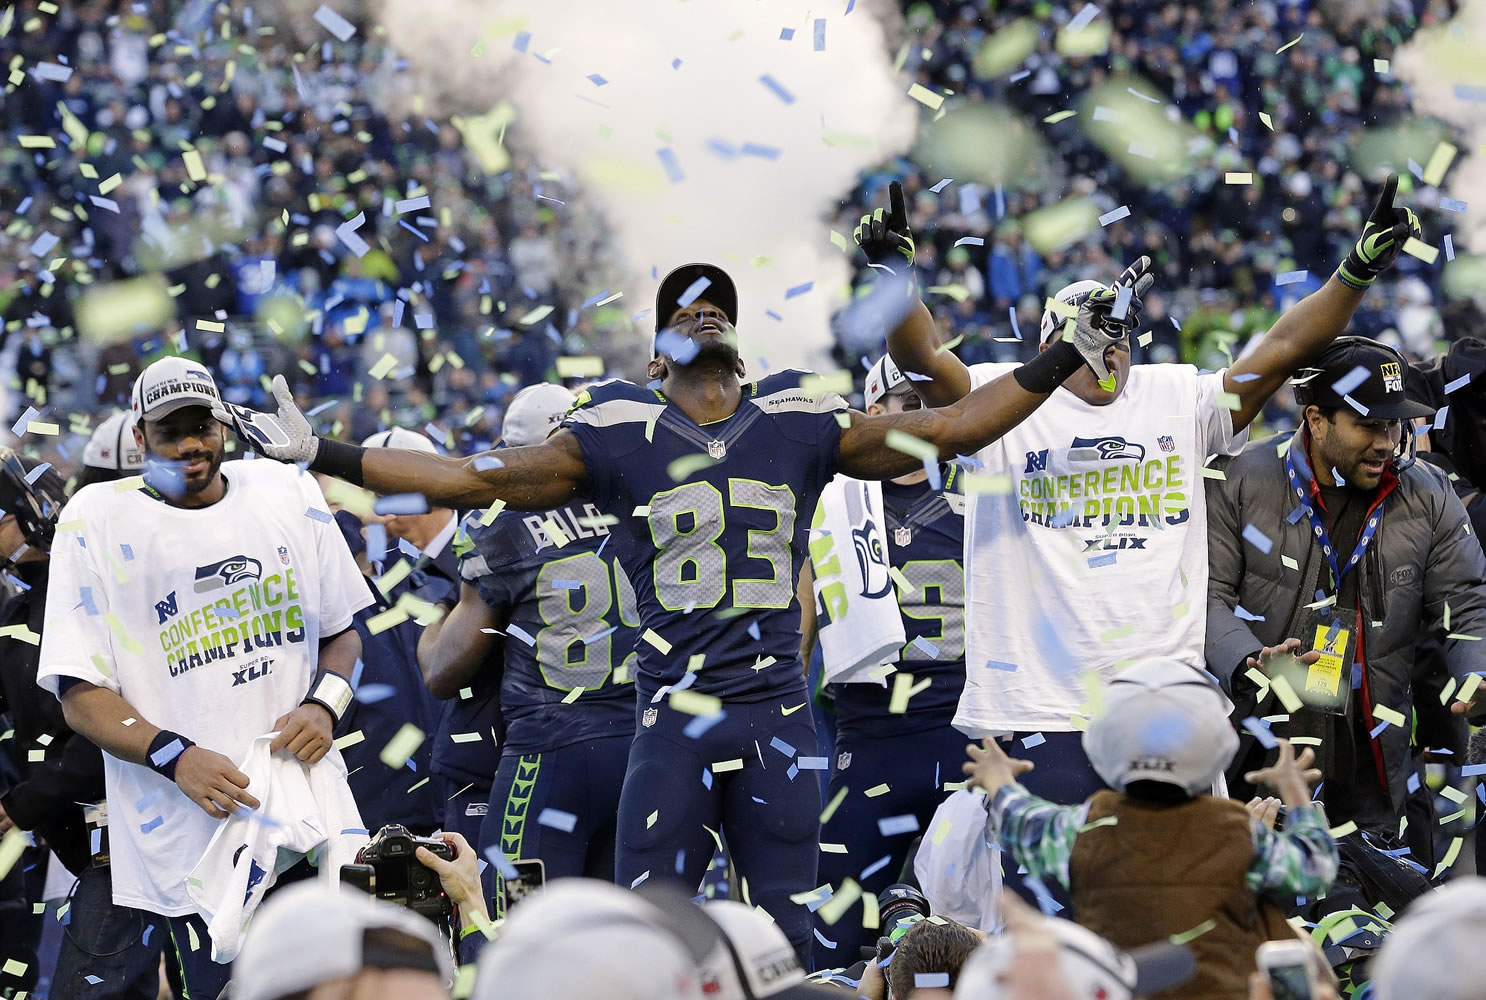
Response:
179,446,224,495
680,328,742,373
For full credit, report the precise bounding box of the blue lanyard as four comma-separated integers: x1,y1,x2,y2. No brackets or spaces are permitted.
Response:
1284,449,1385,593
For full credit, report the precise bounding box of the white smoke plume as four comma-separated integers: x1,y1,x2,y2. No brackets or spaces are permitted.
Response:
367,0,919,373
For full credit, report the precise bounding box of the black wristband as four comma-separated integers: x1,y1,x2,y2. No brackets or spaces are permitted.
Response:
311,438,367,487
1012,339,1085,395
146,731,196,782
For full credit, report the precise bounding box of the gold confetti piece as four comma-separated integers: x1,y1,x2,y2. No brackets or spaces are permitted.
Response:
829,230,851,253
861,892,881,930
801,372,851,397
668,453,720,482
670,689,722,716
1423,142,1458,187
1200,467,1227,480
1078,815,1119,833
925,283,971,303
188,922,201,952
1434,837,1463,878
1216,391,1241,411
333,730,366,751
1043,296,1078,320
1,957,28,978
478,500,507,526
888,566,915,595
556,356,606,379
1243,667,1271,692
790,885,835,906
196,319,224,333
98,173,122,195
1289,737,1322,746
406,777,430,793
365,606,408,635
541,518,571,547
687,654,708,673
1224,172,1253,185
1170,918,1218,945
1402,237,1439,264
1373,58,1389,73
367,353,398,380
642,629,673,654
1328,820,1358,838
0,625,39,645
1258,111,1274,130
712,758,744,773
833,412,852,429
517,304,554,326
1442,785,1468,804
884,429,937,462
449,732,483,743
376,559,412,593
458,687,474,700
561,686,584,705
0,831,25,886
818,878,862,925
1043,110,1077,124
1304,594,1337,610
19,135,56,148
888,672,931,714
1271,675,1303,713
931,818,956,845
647,810,659,829
821,786,848,823
963,472,1012,495
379,723,425,768
864,783,891,797
1458,673,1483,705
1275,33,1303,54
906,83,944,109
1280,555,1299,570
1372,704,1406,728
1439,677,1458,705
182,149,206,181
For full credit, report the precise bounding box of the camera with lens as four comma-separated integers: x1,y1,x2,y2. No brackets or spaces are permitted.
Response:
340,824,455,930
870,883,932,962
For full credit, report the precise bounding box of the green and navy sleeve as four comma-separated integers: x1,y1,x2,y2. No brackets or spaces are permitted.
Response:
986,784,1091,891
1246,803,1339,899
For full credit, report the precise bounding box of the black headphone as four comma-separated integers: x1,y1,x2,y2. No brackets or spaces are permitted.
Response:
0,448,66,564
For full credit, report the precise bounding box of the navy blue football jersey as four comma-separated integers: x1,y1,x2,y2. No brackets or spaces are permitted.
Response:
830,470,967,738
463,500,640,755
561,371,845,699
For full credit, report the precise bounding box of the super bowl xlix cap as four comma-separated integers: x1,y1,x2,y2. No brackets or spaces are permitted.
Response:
360,427,439,453
1293,336,1435,421
864,354,912,407
82,412,146,472
655,263,739,334
130,356,222,423
501,383,577,446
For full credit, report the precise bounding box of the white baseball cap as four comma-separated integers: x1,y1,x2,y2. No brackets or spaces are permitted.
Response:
501,383,576,446
361,427,439,453
953,918,1195,1000
1038,279,1108,344
1082,658,1239,796
472,879,704,1000
82,412,146,471
130,356,223,423
1372,878,1486,1000
228,882,452,1000
863,354,912,407
698,901,840,1000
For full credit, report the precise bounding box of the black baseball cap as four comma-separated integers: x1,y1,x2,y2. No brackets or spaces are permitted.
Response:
1292,336,1435,420
655,263,738,332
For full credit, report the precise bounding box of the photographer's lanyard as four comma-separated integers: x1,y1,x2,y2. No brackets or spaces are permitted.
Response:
1285,449,1386,594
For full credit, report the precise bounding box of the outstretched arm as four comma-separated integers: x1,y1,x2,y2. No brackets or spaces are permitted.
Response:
1225,173,1421,433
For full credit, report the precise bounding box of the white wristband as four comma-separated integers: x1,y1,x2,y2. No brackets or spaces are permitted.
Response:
303,672,354,725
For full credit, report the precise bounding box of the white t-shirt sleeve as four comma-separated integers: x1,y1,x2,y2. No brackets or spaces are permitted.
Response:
302,473,373,636
36,500,121,696
966,361,1020,393
1196,369,1250,458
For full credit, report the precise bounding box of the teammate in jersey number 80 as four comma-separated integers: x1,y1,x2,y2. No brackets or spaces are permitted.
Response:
216,257,1146,962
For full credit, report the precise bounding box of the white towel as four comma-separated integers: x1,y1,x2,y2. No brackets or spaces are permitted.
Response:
913,789,1003,933
811,475,905,683
185,735,366,962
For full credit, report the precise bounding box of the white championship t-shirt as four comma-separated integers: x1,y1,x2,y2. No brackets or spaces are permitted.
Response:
37,460,372,915
956,362,1248,736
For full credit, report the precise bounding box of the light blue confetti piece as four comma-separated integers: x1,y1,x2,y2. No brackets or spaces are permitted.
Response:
506,624,536,646
953,236,985,247
11,406,38,436
1242,717,1278,749
657,147,685,184
877,814,920,836
1021,732,1046,749
1446,372,1474,395
150,738,187,768
1275,269,1309,286
84,975,104,986
676,275,711,308
915,974,951,990
1087,552,1117,569
1461,763,1486,777
374,493,429,516
1329,364,1370,397
29,231,59,258
911,636,940,658
672,58,682,69
91,827,102,855
796,756,828,770
1008,306,1023,341
551,579,583,591
140,816,164,834
860,855,893,880
1234,606,1267,622
1441,198,1468,212
1066,2,1100,30
512,32,530,52
1230,372,1262,382
785,281,814,299
684,711,727,739
984,660,1018,672
1342,395,1369,416
844,0,855,13
1434,405,1450,431
1446,235,1455,261
1098,205,1130,226
355,683,396,703
765,310,783,321
1407,158,1425,180
305,507,333,524
1009,69,1031,82
78,587,99,615
313,4,356,41
779,27,795,40
1454,84,1486,102
740,143,781,159
1242,524,1274,554
23,462,51,484
483,844,519,879
1126,86,1161,103
759,74,796,103
586,73,608,86
1369,720,1390,739
747,621,761,640
770,736,797,758
1407,772,1422,793
702,768,714,789
929,178,952,193
537,808,578,832
814,19,826,50
582,625,617,645
787,763,799,780
1111,283,1132,322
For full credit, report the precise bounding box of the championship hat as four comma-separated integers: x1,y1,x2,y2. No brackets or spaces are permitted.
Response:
953,917,1196,1000
1082,657,1238,796
228,882,452,1000
82,411,146,472
501,383,576,446
697,900,841,1000
655,263,739,334
130,356,223,423
1371,877,1486,1000
360,427,439,453
864,354,913,407
1292,336,1434,421
1038,279,1108,344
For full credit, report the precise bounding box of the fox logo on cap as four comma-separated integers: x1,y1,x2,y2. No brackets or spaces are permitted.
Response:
1381,361,1403,393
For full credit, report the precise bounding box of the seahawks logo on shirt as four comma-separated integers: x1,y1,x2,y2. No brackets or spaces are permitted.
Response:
194,555,264,593
1067,436,1146,463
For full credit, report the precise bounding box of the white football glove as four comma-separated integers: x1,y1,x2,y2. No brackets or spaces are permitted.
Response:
1068,255,1156,383
213,374,319,463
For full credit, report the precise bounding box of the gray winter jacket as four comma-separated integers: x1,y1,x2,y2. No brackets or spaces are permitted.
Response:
1206,426,1486,813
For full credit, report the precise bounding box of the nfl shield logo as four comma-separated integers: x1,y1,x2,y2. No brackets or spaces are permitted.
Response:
837,751,852,771
894,527,912,546
277,546,290,565
642,707,659,728
707,439,727,460
1157,435,1175,453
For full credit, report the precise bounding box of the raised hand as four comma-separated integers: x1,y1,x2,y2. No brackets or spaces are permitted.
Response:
1337,173,1422,289
963,737,1035,797
1067,255,1155,382
213,374,319,463
853,180,916,269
